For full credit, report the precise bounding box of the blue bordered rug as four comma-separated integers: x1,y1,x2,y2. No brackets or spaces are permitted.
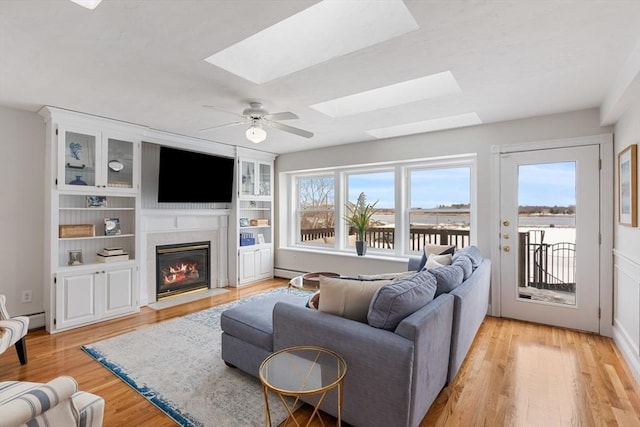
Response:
82,287,309,427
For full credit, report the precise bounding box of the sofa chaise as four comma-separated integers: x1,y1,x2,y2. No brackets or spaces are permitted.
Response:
221,246,490,427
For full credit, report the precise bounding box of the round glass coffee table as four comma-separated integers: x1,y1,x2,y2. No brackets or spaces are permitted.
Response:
259,346,347,426
288,272,340,291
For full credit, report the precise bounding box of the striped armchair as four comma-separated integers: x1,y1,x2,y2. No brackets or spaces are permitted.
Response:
0,295,29,365
0,376,104,427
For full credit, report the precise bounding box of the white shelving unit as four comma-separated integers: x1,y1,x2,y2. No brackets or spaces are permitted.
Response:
40,106,142,333
232,149,276,286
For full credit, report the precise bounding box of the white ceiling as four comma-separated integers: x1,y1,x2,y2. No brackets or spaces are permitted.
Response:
1,0,639,155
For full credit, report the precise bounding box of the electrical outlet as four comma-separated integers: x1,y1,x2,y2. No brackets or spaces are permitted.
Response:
21,290,32,303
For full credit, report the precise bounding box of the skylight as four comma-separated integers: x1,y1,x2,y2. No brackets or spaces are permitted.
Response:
366,113,482,139
310,71,461,117
204,0,419,84
69,0,102,9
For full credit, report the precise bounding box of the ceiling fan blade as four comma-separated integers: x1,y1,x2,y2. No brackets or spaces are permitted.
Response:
199,120,249,132
263,111,299,121
266,120,314,138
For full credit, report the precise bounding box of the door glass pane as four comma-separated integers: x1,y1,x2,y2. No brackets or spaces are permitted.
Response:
241,161,255,196
107,138,134,188
259,163,271,196
65,131,96,186
517,162,576,306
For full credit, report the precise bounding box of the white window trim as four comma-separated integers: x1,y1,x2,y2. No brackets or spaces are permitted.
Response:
283,154,477,258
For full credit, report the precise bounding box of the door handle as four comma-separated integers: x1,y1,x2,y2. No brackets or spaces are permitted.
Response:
502,220,510,227
503,245,511,252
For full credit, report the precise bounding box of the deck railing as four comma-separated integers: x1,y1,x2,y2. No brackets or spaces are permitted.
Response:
300,227,470,250
519,230,576,292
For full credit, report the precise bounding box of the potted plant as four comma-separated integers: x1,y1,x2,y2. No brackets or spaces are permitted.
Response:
345,192,378,256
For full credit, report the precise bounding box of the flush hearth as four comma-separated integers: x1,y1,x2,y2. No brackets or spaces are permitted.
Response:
156,241,210,299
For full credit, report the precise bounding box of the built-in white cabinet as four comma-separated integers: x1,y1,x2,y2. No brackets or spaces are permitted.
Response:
57,125,139,193
40,106,142,333
239,247,274,283
55,263,137,331
233,149,275,286
239,158,272,198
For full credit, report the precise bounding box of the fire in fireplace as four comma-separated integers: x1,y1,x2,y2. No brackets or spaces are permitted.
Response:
156,241,210,299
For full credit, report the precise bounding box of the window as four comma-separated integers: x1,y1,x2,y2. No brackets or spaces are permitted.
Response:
297,175,335,246
346,171,395,250
408,166,471,252
288,155,475,257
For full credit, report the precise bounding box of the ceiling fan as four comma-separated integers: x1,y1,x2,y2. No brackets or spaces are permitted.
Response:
200,102,314,143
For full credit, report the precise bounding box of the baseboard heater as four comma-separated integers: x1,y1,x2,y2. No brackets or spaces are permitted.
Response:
26,312,46,330
274,267,307,279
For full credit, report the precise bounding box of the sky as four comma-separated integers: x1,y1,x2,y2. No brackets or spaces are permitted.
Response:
347,162,576,209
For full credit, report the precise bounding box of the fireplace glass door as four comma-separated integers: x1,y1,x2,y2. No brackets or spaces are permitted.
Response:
156,242,210,299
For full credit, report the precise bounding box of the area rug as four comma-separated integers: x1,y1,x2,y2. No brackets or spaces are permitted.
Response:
82,287,309,427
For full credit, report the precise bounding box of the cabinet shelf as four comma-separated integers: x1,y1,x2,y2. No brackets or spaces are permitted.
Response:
58,259,136,273
60,207,135,211
60,233,135,241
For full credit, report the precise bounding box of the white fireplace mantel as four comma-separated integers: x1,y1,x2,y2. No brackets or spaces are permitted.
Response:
140,209,230,305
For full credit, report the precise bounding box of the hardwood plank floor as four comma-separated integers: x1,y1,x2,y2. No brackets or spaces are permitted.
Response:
1,279,639,426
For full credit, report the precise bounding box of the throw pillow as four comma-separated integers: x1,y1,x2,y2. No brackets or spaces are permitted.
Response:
318,276,393,322
430,265,465,296
417,243,456,270
367,270,437,331
452,254,473,280
425,253,453,269
453,245,483,268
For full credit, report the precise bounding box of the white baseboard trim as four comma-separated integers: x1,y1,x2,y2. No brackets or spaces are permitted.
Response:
27,312,46,330
613,325,640,387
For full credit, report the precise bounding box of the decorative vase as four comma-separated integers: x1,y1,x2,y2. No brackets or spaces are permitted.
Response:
356,241,367,256
69,175,87,185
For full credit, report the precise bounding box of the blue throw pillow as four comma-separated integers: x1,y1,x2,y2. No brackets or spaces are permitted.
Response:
430,265,465,296
453,245,483,269
367,270,437,331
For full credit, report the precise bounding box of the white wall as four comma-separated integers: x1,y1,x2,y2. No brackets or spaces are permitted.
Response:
612,96,640,384
274,108,613,277
0,107,45,317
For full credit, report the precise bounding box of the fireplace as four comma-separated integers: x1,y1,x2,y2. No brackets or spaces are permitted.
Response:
156,241,210,299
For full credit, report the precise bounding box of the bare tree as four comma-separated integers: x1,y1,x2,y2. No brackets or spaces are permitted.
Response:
299,176,335,231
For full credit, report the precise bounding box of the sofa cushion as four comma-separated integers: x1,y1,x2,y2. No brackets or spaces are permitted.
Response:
430,265,465,296
453,245,483,268
367,270,437,331
318,276,392,322
221,294,307,351
358,271,416,281
452,254,473,280
417,243,455,270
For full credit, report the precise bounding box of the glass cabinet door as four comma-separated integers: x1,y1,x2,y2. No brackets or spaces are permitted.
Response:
61,129,99,188
105,137,135,189
258,163,271,196
241,160,256,197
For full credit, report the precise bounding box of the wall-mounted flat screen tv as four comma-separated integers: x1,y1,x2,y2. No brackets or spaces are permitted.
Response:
157,146,234,203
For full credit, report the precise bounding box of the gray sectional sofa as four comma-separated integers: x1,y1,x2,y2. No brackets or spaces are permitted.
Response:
221,246,491,427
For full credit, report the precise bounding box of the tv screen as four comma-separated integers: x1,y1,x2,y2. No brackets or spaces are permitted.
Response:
157,146,235,203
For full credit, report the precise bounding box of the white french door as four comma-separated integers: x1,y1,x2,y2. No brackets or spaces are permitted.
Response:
499,145,600,333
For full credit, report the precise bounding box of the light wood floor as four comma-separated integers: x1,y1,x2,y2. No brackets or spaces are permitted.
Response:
1,278,639,426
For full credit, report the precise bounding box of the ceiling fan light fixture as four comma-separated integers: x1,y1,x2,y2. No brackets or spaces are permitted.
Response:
246,125,267,143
